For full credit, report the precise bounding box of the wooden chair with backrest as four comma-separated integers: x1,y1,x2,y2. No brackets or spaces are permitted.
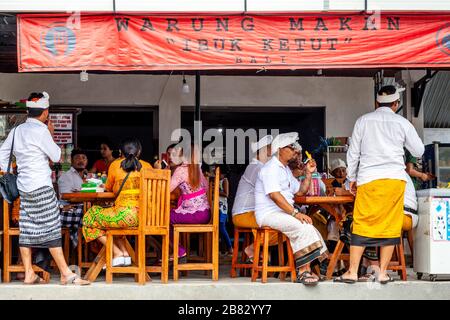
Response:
104,176,143,284
139,168,171,284
178,176,213,278
172,167,220,281
3,198,50,282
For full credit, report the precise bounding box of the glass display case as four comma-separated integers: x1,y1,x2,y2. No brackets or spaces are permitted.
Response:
422,143,450,189
0,111,27,146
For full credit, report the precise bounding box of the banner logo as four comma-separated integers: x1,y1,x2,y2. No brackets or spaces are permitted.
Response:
436,23,450,56
40,22,76,57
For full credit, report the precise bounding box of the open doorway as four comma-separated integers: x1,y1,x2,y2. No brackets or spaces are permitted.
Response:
181,106,325,210
77,107,157,169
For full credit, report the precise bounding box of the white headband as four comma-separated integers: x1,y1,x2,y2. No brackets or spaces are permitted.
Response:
376,87,405,104
26,92,50,109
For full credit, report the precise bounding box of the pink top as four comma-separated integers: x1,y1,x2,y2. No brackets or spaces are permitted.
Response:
170,165,210,214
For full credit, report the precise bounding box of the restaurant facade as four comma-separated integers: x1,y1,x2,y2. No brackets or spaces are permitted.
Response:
0,1,448,164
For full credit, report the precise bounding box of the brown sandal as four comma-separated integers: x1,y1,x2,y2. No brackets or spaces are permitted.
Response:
61,274,90,286
24,275,46,285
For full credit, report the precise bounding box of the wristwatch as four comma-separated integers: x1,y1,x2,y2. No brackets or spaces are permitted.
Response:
291,208,299,217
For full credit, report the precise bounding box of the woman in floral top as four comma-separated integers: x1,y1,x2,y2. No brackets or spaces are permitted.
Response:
170,144,210,258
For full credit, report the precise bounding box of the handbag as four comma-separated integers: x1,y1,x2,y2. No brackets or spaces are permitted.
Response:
0,127,20,204
98,171,131,208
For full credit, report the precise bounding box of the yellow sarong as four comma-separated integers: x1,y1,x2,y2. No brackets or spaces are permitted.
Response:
353,179,405,239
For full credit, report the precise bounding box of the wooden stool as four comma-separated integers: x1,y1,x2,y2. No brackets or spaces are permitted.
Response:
251,227,296,283
325,239,350,280
3,200,50,283
387,237,407,281
230,227,253,278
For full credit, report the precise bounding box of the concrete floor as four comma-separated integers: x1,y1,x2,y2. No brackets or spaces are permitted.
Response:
1,259,450,300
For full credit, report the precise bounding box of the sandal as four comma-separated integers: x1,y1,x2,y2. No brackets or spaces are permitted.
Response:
61,274,90,286
379,274,395,284
333,275,357,284
296,271,319,286
358,273,376,282
24,275,46,285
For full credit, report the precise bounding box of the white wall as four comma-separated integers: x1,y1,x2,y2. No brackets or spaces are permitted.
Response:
0,73,374,153
424,129,450,145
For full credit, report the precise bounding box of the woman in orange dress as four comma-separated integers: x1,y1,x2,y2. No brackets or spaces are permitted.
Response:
82,138,151,267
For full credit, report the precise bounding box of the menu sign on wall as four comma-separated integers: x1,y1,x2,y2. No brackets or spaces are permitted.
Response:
49,113,73,130
53,131,73,144
50,113,73,146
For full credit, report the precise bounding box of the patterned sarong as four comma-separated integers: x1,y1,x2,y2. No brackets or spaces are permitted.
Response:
19,186,62,248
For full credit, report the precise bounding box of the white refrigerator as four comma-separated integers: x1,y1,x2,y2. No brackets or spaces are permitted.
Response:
414,188,450,281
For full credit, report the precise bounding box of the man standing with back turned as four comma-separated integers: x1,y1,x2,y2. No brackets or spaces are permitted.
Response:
335,85,424,284
0,91,89,285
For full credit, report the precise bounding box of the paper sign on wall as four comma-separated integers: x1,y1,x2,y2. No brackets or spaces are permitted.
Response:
53,131,73,145
49,113,73,130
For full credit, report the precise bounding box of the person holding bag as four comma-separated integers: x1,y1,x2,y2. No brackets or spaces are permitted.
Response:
0,91,89,285
82,138,152,267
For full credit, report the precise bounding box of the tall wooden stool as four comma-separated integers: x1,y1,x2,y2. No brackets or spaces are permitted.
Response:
251,227,296,283
325,239,350,280
387,237,407,281
3,199,50,283
230,227,253,278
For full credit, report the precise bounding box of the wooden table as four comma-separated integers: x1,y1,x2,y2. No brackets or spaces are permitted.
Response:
295,195,354,280
294,195,354,223
61,192,116,203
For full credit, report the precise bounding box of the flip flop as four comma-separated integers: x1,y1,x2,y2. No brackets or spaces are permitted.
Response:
61,274,90,286
358,273,376,282
333,275,357,284
24,275,46,285
379,274,395,284
296,271,319,286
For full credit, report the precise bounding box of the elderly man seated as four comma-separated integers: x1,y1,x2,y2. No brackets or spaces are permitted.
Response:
254,132,328,286
58,148,89,247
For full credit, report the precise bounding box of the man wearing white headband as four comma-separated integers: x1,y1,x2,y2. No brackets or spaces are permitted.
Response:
337,85,424,284
232,135,277,262
254,132,328,286
0,91,89,285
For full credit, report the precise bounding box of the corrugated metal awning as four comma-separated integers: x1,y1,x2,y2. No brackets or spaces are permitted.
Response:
423,71,450,128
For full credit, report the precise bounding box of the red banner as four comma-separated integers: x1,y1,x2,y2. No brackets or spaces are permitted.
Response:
17,13,450,71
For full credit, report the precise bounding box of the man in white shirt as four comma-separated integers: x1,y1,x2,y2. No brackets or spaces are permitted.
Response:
58,148,88,248
338,85,424,284
254,132,328,286
232,135,274,261
0,92,89,285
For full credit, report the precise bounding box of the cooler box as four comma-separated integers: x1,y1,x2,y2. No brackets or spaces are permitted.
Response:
414,188,450,281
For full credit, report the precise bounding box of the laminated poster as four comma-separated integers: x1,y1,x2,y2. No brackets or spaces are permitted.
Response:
431,198,450,241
